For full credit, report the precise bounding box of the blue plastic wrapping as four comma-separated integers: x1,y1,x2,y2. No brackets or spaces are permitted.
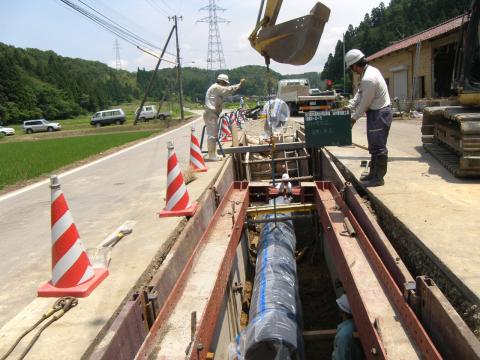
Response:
236,197,304,360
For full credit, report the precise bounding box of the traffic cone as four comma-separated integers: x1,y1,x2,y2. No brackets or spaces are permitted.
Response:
219,117,232,143
189,126,208,172
159,141,198,217
38,175,108,297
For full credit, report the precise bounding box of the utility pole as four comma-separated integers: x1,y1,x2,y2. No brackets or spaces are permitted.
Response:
134,25,176,125
343,33,346,93
170,15,185,121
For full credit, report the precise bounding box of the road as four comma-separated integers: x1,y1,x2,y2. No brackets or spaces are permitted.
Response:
0,116,206,327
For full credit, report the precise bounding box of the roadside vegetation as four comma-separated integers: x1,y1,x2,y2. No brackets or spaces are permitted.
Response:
0,131,158,191
0,101,194,143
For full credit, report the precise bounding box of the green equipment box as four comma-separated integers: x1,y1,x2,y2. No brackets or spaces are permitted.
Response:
304,110,352,147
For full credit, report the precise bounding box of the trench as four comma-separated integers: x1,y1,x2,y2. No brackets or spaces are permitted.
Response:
242,207,351,359
294,216,342,359
331,155,480,338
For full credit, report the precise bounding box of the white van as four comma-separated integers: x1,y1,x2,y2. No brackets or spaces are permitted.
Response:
90,109,126,127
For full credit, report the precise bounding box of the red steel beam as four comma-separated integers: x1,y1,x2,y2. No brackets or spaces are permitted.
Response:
315,182,387,359
133,181,249,360
189,182,249,360
315,181,442,360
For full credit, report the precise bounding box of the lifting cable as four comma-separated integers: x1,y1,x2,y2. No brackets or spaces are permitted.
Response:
0,297,78,360
263,55,278,225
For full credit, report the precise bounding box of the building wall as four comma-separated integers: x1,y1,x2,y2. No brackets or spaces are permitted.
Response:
352,31,459,104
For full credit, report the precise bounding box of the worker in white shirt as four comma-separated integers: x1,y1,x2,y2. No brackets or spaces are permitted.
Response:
276,173,292,198
345,49,392,187
203,74,245,161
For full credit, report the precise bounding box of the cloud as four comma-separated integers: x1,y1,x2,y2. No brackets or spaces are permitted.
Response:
107,59,129,70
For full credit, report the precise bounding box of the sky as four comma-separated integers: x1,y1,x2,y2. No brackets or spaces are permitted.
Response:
0,0,388,75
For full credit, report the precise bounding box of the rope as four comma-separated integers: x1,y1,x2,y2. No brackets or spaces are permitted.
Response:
0,297,78,360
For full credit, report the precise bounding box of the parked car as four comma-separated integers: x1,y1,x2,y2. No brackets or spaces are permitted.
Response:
23,119,61,134
90,109,126,127
157,111,171,120
0,125,15,136
135,105,157,121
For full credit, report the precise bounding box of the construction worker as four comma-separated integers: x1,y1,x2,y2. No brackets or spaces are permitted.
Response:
345,49,392,187
332,294,363,360
276,173,292,198
203,74,245,161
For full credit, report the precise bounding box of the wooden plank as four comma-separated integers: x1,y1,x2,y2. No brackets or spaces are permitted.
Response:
220,142,306,155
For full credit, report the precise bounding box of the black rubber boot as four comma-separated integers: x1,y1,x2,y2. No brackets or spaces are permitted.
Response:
362,155,388,187
360,156,375,181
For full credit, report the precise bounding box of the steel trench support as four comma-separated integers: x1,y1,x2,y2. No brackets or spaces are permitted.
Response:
314,182,387,359
188,182,249,360
314,181,442,360
133,181,249,360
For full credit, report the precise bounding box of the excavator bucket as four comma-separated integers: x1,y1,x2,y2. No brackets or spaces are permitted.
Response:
251,2,330,65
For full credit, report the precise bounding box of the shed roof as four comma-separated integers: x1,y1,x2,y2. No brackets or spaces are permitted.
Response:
367,14,467,61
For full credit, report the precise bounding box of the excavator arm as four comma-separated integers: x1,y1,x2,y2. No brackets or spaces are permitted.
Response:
249,0,330,65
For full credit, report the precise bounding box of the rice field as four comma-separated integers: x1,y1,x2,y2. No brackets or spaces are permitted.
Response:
0,131,156,191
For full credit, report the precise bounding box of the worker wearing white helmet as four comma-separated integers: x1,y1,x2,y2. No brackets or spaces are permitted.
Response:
203,74,245,161
275,172,292,198
345,49,392,187
332,294,363,360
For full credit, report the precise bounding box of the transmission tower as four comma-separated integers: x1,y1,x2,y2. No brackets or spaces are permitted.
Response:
197,0,229,72
114,39,122,70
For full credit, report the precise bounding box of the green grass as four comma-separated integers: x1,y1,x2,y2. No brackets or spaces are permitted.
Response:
0,131,156,190
6,101,195,134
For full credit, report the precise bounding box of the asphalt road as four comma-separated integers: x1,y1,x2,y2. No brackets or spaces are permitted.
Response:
0,116,204,327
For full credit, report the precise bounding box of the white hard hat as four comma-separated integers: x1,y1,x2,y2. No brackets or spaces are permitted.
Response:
336,294,351,314
217,74,230,84
345,49,365,68
282,173,290,180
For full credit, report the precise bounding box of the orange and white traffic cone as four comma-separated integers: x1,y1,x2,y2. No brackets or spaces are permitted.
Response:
219,117,232,143
159,141,198,217
189,126,208,172
38,175,108,297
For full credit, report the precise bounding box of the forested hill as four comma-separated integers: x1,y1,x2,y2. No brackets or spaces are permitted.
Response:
0,43,138,123
321,0,468,89
0,42,323,124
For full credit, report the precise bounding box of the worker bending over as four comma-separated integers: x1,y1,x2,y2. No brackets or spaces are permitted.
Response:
203,74,245,161
345,49,392,187
332,294,363,360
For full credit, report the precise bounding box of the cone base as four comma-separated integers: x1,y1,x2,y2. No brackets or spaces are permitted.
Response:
193,167,208,172
158,201,198,218
38,268,109,298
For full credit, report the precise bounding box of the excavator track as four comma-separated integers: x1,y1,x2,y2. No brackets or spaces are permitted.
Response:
422,106,480,177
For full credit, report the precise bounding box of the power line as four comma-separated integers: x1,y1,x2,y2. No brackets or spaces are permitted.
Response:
77,0,163,51
57,0,176,59
144,0,169,17
158,0,175,14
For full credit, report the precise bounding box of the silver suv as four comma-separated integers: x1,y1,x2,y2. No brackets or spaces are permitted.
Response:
23,119,62,134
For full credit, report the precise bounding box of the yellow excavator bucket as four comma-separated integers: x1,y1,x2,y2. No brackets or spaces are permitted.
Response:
249,2,330,65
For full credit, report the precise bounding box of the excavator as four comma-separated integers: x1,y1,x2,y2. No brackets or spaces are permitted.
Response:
249,0,330,65
422,0,480,177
